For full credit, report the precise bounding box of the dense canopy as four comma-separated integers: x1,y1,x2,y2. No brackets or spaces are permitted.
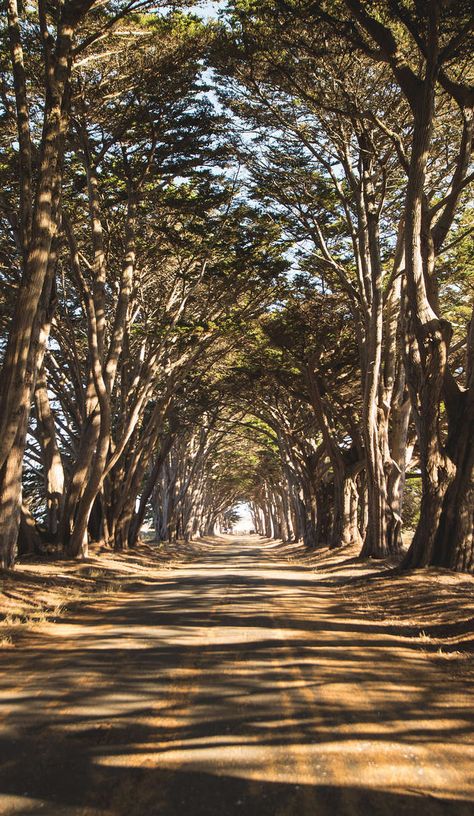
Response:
0,0,473,570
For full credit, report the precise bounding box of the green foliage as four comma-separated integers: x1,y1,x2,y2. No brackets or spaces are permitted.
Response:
402,478,422,532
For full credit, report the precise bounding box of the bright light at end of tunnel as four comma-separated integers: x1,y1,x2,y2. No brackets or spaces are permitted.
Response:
232,502,253,533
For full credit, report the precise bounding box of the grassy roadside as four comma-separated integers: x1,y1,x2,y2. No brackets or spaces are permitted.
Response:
287,540,474,676
2,535,474,675
0,541,182,649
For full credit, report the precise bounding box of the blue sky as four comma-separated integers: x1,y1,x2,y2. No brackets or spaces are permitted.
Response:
195,1,222,20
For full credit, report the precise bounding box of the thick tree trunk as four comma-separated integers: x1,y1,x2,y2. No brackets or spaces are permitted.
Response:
0,266,57,566
345,0,474,572
342,474,361,547
262,497,272,538
433,464,473,571
0,6,86,546
269,499,280,539
306,364,360,548
18,502,44,556
275,489,291,542
403,310,474,571
60,409,100,555
315,480,332,547
111,451,150,551
359,455,385,558
400,58,457,569
430,383,474,570
403,321,455,568
0,428,24,567
359,135,400,560
88,494,104,542
128,434,173,548
331,466,361,549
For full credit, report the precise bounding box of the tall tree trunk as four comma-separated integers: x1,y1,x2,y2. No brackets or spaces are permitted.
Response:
0,263,57,565
128,433,174,548
359,133,400,559
0,3,90,557
332,468,361,549
431,359,474,570
432,445,474,571
315,479,332,548
344,0,474,572
399,26,467,569
306,363,360,548
0,423,25,567
60,407,99,550
18,502,44,556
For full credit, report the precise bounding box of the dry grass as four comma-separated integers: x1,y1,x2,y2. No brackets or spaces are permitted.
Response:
2,535,474,676
285,540,474,678
0,539,179,647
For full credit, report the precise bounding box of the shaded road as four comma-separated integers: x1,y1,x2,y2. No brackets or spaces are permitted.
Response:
1,537,474,815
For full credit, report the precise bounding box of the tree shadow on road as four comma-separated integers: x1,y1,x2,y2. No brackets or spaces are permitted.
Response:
1,539,474,815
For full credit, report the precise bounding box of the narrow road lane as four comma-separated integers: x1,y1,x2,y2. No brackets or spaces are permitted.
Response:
1,537,473,815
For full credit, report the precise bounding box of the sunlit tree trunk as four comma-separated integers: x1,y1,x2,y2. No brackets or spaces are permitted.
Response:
0,0,94,565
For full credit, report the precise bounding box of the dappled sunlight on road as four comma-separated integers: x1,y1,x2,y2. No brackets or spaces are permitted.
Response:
1,537,473,815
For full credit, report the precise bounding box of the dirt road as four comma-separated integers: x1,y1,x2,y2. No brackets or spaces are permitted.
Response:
1,537,473,815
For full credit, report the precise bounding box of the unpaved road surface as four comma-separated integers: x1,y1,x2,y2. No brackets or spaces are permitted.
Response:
1,538,474,815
